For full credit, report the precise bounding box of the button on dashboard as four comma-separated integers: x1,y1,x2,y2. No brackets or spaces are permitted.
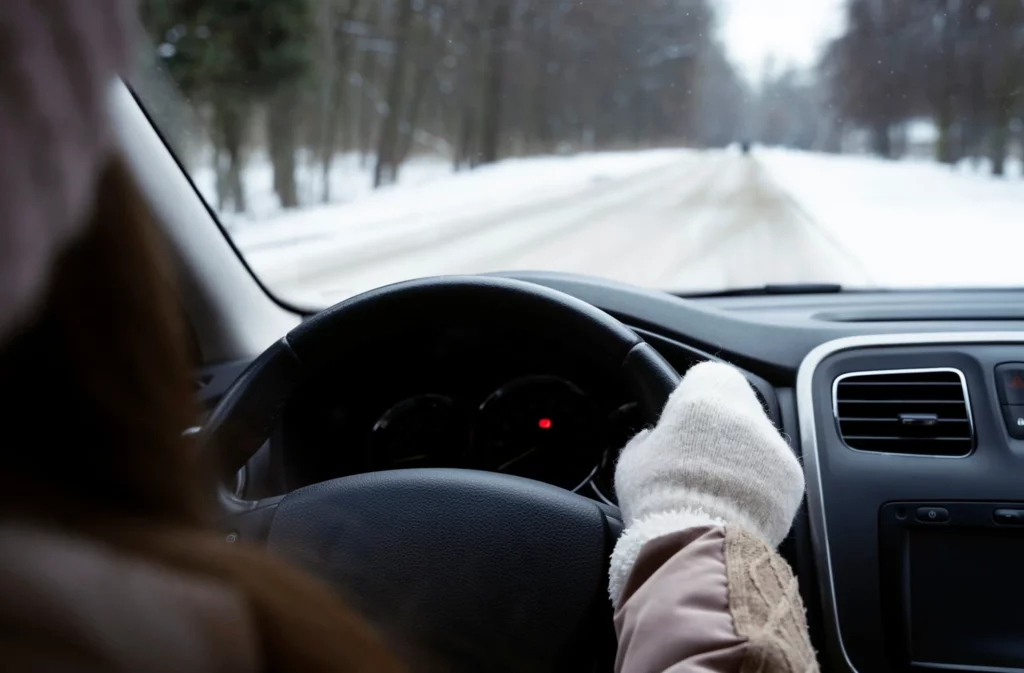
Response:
995,363,1024,404
916,506,949,523
1001,405,1024,439
993,509,1024,526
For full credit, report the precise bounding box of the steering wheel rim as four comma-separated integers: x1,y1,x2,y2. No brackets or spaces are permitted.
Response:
200,276,680,671
204,275,679,480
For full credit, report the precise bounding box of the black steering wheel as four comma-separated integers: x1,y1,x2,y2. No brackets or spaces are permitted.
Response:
201,276,680,672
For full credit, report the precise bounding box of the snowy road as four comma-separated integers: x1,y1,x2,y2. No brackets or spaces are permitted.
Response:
246,151,870,304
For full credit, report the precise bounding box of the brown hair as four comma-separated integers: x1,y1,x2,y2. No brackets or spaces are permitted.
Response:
0,157,404,672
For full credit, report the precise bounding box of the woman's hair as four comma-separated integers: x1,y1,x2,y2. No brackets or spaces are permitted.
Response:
0,156,207,524
0,157,404,672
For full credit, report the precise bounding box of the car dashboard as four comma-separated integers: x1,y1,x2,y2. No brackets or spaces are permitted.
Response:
195,272,1024,673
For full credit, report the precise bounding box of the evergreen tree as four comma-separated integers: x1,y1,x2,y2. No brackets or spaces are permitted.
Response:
141,0,313,211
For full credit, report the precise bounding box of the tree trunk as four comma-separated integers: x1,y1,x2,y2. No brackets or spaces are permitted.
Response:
319,64,353,203
268,94,299,208
356,0,384,170
374,0,413,188
216,101,247,213
396,9,453,166
213,144,227,211
935,108,957,165
479,1,509,165
531,36,552,153
870,122,892,159
320,149,333,203
455,109,476,170
316,0,363,203
890,124,907,159
316,1,338,203
397,65,431,165
452,12,481,171
357,51,379,170
989,111,1009,177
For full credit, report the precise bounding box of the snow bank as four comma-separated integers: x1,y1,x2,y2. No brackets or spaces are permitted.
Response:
757,149,1024,288
189,152,451,225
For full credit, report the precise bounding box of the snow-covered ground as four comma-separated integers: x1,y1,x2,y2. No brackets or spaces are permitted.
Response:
191,146,1024,305
218,149,692,301
190,152,453,224
758,148,1024,288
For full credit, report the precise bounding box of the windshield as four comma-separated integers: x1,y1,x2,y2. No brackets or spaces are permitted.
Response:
134,0,1024,307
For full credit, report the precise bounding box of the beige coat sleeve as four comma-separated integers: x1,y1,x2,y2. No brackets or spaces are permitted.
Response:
614,525,818,673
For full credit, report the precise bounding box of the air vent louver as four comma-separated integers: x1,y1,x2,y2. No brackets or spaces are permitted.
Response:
834,369,973,456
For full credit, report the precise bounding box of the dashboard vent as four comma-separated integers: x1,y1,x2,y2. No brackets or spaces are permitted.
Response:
833,368,973,456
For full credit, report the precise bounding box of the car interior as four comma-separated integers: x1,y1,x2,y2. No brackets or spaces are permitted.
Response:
113,74,1024,673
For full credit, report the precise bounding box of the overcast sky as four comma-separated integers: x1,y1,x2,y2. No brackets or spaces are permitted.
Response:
716,0,847,82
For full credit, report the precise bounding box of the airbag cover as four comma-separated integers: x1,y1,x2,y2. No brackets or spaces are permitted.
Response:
267,469,612,671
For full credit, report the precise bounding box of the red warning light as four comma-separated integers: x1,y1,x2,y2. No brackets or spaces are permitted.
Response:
538,418,553,430
1012,375,1024,389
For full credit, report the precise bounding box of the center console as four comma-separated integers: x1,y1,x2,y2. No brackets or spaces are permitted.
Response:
879,501,1024,671
797,334,1024,673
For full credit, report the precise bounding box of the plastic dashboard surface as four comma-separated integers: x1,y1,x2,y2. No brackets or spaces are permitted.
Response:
194,272,1024,673
495,272,1024,378
490,275,1024,673
799,334,1024,673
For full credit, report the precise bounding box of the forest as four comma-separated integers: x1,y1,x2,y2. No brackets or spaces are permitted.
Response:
794,0,1024,174
136,0,1024,216
139,0,745,213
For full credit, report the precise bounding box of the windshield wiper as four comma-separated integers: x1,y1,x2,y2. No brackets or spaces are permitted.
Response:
678,283,845,298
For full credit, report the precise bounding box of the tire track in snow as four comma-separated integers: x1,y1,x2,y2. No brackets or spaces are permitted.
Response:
659,157,870,290
250,153,694,290
299,154,711,300
272,151,869,303
480,152,867,291
458,152,731,279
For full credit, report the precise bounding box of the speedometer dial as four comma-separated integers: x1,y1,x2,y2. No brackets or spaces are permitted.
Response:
474,376,599,490
371,394,468,470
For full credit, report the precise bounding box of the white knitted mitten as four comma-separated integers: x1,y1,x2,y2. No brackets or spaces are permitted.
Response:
609,361,805,606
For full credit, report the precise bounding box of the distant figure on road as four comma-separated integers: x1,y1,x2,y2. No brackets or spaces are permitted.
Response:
740,140,752,155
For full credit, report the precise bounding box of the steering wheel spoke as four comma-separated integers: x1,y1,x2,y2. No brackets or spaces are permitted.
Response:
218,490,282,545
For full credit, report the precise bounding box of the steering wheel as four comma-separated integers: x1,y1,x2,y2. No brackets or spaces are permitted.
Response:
201,276,680,672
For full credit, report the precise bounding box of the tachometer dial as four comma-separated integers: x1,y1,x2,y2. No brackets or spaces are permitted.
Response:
371,394,468,470
592,401,645,503
474,376,599,490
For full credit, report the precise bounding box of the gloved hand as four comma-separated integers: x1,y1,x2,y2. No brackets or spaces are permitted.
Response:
609,361,805,605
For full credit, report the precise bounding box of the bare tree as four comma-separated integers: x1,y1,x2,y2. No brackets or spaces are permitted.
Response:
478,0,510,164
822,0,1024,171
143,0,744,208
